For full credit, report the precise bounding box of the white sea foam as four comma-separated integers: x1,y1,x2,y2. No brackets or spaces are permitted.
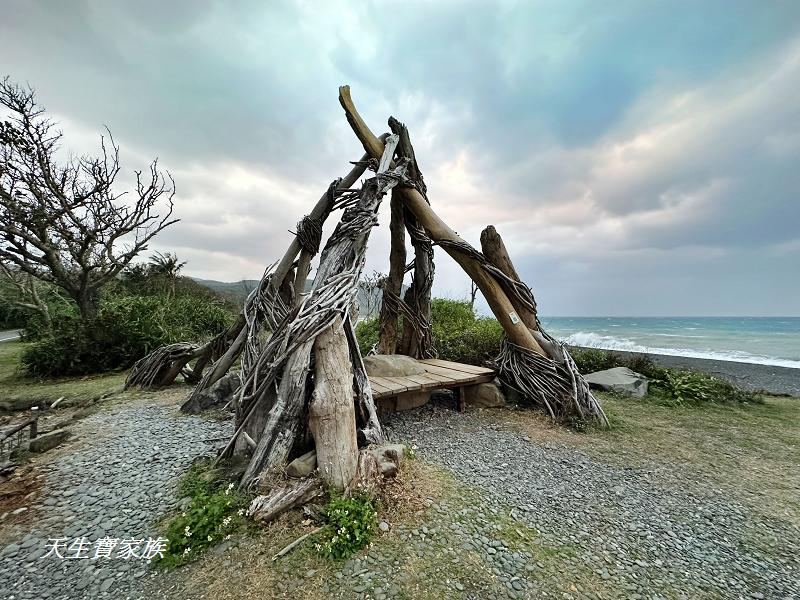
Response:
561,331,800,369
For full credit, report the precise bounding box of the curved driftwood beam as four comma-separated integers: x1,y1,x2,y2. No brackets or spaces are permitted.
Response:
338,85,545,356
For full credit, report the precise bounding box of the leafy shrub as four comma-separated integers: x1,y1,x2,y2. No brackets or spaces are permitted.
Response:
569,347,623,374
355,298,504,366
21,295,232,377
315,492,377,560
650,369,761,405
157,464,250,568
355,316,380,356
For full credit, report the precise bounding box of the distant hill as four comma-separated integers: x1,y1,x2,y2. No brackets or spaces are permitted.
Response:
192,277,401,319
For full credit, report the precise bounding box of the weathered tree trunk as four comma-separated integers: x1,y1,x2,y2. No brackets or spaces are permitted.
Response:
377,190,406,354
309,315,358,491
480,225,538,331
247,477,322,523
239,339,314,490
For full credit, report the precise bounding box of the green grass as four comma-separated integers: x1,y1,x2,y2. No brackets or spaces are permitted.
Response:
0,340,125,412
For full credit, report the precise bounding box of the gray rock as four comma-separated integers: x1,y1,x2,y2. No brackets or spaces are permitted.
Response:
286,450,317,478
363,354,425,377
180,371,242,414
583,367,649,398
463,382,506,408
29,429,71,453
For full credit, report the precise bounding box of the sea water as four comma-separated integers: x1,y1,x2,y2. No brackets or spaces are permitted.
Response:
539,317,800,369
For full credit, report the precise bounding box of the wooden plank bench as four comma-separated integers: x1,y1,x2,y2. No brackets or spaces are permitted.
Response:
368,358,495,412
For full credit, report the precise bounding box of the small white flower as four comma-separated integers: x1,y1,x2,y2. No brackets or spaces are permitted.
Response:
183,548,190,555
207,535,213,542
237,508,245,516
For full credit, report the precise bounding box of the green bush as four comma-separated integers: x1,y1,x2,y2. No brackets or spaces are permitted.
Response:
315,492,377,560
649,369,761,405
354,298,504,366
21,295,232,377
355,317,380,356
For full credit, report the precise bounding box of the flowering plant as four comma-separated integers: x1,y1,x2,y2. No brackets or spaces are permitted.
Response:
315,492,377,560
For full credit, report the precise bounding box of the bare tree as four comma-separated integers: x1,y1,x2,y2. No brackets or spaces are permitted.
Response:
0,78,177,321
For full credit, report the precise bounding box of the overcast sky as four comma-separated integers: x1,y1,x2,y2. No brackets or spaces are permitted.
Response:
3,0,799,316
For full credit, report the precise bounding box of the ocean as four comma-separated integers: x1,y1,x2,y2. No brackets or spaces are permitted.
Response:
539,317,800,369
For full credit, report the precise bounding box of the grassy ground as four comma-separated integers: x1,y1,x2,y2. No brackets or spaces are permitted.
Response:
0,340,126,412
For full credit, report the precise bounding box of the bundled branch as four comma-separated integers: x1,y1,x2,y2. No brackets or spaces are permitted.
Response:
222,137,405,490
124,147,380,393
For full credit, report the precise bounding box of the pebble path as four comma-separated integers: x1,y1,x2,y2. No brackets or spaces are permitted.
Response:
0,401,229,600
379,404,800,599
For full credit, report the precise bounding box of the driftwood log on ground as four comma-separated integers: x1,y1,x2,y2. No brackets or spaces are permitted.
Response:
247,477,322,522
338,86,607,425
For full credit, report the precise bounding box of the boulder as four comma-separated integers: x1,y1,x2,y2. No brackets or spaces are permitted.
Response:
286,450,317,478
395,391,430,411
463,381,506,408
369,443,407,478
29,429,71,453
180,372,242,414
583,367,648,398
363,354,425,377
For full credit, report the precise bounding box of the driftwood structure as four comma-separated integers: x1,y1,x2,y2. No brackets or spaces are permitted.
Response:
126,86,606,504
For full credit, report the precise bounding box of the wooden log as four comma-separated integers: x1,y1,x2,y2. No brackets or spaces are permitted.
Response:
309,315,359,491
338,86,545,357
239,339,314,490
377,189,406,354
480,225,538,331
247,477,322,523
345,319,385,445
388,116,434,359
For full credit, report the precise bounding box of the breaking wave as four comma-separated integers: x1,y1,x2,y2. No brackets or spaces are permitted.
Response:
561,331,800,369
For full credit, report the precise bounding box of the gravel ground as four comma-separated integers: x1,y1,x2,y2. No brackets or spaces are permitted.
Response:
377,403,800,600
0,399,229,600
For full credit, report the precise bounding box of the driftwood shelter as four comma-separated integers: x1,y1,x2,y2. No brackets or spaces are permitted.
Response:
126,87,606,513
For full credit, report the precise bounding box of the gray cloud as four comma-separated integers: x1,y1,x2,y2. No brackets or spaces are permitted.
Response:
2,0,799,315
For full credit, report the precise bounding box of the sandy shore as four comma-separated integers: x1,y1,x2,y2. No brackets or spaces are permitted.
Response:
581,348,800,397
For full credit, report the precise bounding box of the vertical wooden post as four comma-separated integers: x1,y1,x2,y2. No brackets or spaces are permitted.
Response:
377,189,406,354
309,315,359,491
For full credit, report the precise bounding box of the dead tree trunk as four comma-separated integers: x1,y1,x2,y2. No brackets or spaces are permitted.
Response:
389,117,434,359
309,315,358,491
377,190,406,354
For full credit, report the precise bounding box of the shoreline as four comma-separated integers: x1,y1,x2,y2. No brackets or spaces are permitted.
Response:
575,347,800,397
